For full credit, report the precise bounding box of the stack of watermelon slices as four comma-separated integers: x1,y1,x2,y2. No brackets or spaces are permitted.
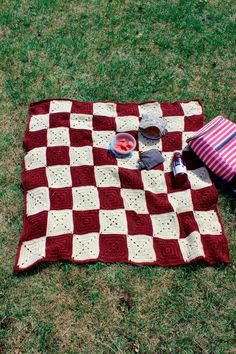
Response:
115,138,134,152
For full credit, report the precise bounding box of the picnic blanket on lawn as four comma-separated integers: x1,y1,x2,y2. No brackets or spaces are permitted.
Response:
14,99,230,272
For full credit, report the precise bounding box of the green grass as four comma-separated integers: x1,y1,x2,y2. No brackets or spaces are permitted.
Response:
0,0,235,353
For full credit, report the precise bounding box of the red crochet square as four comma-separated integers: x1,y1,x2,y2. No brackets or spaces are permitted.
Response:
153,162,164,171
164,172,190,193
30,101,50,115
162,132,182,152
49,112,70,128
126,211,152,235
50,188,73,210
93,147,117,166
201,235,230,264
160,102,184,117
46,234,73,259
69,129,92,147
154,238,184,266
46,146,70,166
177,211,199,238
24,130,47,152
99,234,128,262
71,101,93,114
21,211,48,241
98,187,124,210
191,186,218,211
116,103,139,117
93,115,116,131
119,168,143,189
71,166,96,187
22,167,48,190
184,115,204,132
146,191,174,214
73,210,100,234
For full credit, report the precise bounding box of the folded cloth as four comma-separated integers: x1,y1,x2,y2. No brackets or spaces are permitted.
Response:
138,149,165,170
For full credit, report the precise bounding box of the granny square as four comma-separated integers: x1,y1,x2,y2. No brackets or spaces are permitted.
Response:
127,235,156,263
92,130,116,149
49,112,70,129
46,210,73,236
46,165,72,188
47,127,70,146
69,146,93,166
29,114,49,131
72,233,100,261
14,99,230,271
70,113,93,130
24,147,47,170
116,115,140,132
178,231,205,262
72,186,100,210
26,187,50,216
46,146,70,166
99,234,128,262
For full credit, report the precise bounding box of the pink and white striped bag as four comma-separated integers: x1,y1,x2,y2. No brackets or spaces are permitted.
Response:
187,116,236,181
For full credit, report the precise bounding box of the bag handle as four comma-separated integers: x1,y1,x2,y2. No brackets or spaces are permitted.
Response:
186,116,224,143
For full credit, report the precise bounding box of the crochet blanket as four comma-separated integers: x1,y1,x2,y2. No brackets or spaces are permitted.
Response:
14,99,230,271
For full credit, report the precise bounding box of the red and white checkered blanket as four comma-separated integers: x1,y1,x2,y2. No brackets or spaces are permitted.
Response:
14,99,230,271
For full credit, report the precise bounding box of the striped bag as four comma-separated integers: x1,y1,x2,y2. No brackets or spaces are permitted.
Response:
186,116,236,182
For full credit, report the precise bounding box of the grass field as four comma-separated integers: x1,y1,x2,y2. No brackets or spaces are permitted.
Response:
0,0,235,353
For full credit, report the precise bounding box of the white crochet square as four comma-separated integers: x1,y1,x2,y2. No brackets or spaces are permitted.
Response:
95,166,120,187
194,211,222,235
141,170,167,194
99,209,127,234
47,127,70,147
162,151,177,172
138,102,162,117
70,113,93,130
50,100,72,113
168,190,193,213
72,233,99,261
46,166,72,188
182,131,195,150
127,235,156,263
93,102,117,117
138,132,162,152
46,210,73,236
29,114,49,131
151,212,180,239
24,147,46,170
69,146,93,166
179,231,205,262
121,189,148,213
117,151,140,170
165,116,184,132
72,186,99,210
188,167,212,190
116,116,140,132
17,237,46,269
180,101,202,116
26,187,50,216
92,130,115,149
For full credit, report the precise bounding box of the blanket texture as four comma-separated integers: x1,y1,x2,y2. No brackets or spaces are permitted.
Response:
14,99,230,271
